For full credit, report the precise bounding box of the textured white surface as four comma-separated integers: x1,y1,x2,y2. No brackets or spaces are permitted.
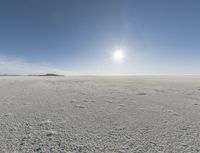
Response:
0,76,200,152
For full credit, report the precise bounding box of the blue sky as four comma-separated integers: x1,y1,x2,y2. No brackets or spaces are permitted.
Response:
0,0,200,75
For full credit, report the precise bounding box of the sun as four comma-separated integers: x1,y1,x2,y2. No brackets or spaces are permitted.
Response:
112,49,125,62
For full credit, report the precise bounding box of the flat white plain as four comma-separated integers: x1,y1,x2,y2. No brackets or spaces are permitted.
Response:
0,76,200,152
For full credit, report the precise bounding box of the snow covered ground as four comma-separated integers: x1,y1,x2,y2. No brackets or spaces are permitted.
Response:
0,76,200,152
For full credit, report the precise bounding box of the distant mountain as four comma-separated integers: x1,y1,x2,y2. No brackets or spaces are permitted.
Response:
39,73,64,76
0,74,64,76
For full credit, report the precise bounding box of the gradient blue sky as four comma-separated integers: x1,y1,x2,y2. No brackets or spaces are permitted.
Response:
0,0,200,75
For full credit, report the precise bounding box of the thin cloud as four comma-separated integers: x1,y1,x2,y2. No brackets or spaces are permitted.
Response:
0,56,75,75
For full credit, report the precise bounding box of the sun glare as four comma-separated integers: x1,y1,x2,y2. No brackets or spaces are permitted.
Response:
113,49,125,62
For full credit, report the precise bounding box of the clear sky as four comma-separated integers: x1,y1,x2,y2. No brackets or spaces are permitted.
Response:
0,0,200,75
